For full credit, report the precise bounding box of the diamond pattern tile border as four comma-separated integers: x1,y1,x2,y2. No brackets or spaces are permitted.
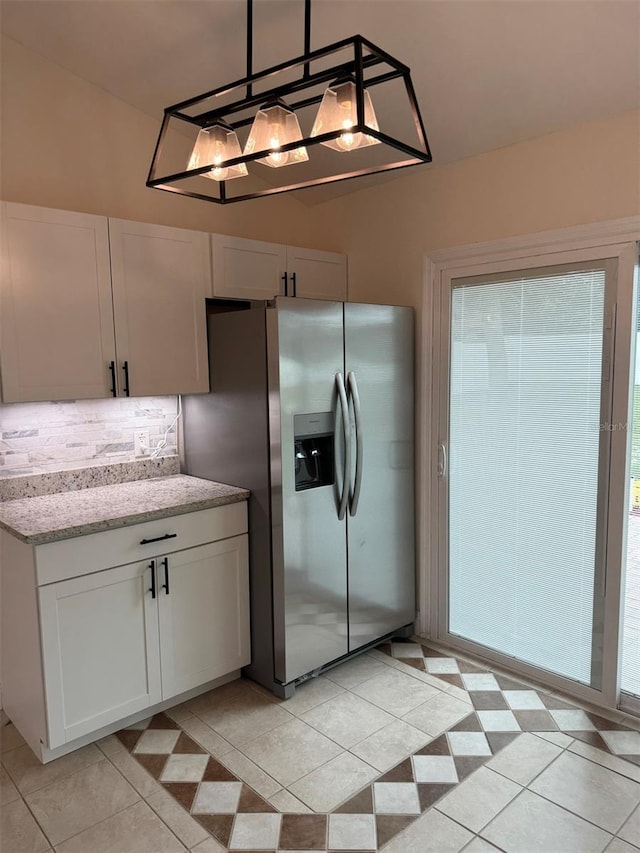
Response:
115,641,640,851
384,639,640,766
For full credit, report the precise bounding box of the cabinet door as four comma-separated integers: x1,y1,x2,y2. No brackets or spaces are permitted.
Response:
211,234,286,300
286,246,347,301
0,203,116,402
109,219,211,396
39,561,161,748
158,536,250,699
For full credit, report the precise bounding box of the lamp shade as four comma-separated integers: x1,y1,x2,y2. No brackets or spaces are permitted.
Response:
187,122,248,181
244,100,309,168
310,79,381,152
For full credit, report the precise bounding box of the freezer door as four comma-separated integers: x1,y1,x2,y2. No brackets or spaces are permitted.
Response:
268,298,349,684
344,303,415,650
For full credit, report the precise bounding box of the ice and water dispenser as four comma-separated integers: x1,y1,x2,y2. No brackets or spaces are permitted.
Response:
293,413,335,491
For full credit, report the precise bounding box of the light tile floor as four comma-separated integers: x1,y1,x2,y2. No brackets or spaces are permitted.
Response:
1,638,640,852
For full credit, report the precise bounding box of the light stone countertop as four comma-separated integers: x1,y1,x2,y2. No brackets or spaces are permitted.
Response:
0,475,249,545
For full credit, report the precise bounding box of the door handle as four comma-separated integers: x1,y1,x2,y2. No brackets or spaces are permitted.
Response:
347,371,363,516
148,560,157,599
291,271,297,297
437,443,448,479
122,361,130,397
108,361,117,397
335,372,351,521
282,272,288,296
161,557,170,595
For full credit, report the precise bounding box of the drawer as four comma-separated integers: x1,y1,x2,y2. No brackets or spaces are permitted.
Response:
35,502,248,586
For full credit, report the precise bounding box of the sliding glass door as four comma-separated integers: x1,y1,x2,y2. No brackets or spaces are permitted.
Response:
437,255,621,697
621,304,640,713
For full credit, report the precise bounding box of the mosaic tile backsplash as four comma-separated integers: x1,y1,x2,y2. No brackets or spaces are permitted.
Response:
0,397,180,478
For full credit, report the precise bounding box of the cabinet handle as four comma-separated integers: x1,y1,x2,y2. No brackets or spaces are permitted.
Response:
282,272,288,296
161,557,170,595
108,361,117,397
139,533,177,545
122,361,130,397
148,560,157,599
291,272,297,297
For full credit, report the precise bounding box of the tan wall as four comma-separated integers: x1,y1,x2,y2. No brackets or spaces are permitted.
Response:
0,35,341,250
314,110,640,307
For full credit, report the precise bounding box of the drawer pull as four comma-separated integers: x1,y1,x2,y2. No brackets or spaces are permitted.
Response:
148,560,157,599
139,533,177,545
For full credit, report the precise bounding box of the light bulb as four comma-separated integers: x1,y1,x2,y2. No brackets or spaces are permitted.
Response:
209,128,230,179
210,150,228,181
266,129,290,167
336,119,356,151
244,100,309,168
187,123,247,181
311,78,381,153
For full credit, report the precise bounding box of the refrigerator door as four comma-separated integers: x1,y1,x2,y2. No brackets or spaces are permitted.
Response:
344,303,415,650
268,297,349,684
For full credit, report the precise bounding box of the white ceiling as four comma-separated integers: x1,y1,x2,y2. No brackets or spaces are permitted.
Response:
2,0,639,204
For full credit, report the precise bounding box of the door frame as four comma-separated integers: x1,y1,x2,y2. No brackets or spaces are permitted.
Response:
418,216,640,712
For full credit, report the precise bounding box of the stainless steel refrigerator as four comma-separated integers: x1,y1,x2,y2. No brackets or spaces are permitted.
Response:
182,297,415,697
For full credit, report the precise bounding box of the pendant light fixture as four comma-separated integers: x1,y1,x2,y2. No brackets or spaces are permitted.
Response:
147,0,431,204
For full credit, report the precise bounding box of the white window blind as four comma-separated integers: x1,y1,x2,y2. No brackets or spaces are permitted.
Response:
448,266,606,684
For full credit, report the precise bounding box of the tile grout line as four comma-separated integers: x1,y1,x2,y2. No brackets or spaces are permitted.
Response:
0,744,104,796
566,741,640,783
100,747,194,852
467,735,576,842
30,751,146,850
460,737,639,847
17,788,58,851
521,768,638,840
46,800,150,852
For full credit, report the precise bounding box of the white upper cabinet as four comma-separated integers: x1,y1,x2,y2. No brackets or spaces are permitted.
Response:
287,246,348,301
0,201,346,402
211,234,347,302
0,203,116,402
211,234,286,300
0,204,213,402
109,219,211,396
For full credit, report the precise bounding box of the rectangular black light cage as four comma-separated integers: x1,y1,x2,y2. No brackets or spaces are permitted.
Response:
146,35,432,204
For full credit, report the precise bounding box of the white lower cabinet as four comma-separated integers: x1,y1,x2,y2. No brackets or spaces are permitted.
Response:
157,537,250,698
40,534,250,750
1,503,250,758
39,560,163,747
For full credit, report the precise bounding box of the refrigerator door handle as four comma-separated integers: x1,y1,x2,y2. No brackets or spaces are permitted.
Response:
347,371,363,516
335,372,351,520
